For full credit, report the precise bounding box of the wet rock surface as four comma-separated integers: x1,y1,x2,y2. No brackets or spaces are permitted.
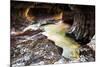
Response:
79,36,95,62
11,33,63,67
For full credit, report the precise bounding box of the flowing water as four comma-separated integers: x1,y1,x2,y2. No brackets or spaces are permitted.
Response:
42,20,80,61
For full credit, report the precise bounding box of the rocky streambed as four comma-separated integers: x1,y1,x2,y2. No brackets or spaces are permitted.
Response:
11,20,95,67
